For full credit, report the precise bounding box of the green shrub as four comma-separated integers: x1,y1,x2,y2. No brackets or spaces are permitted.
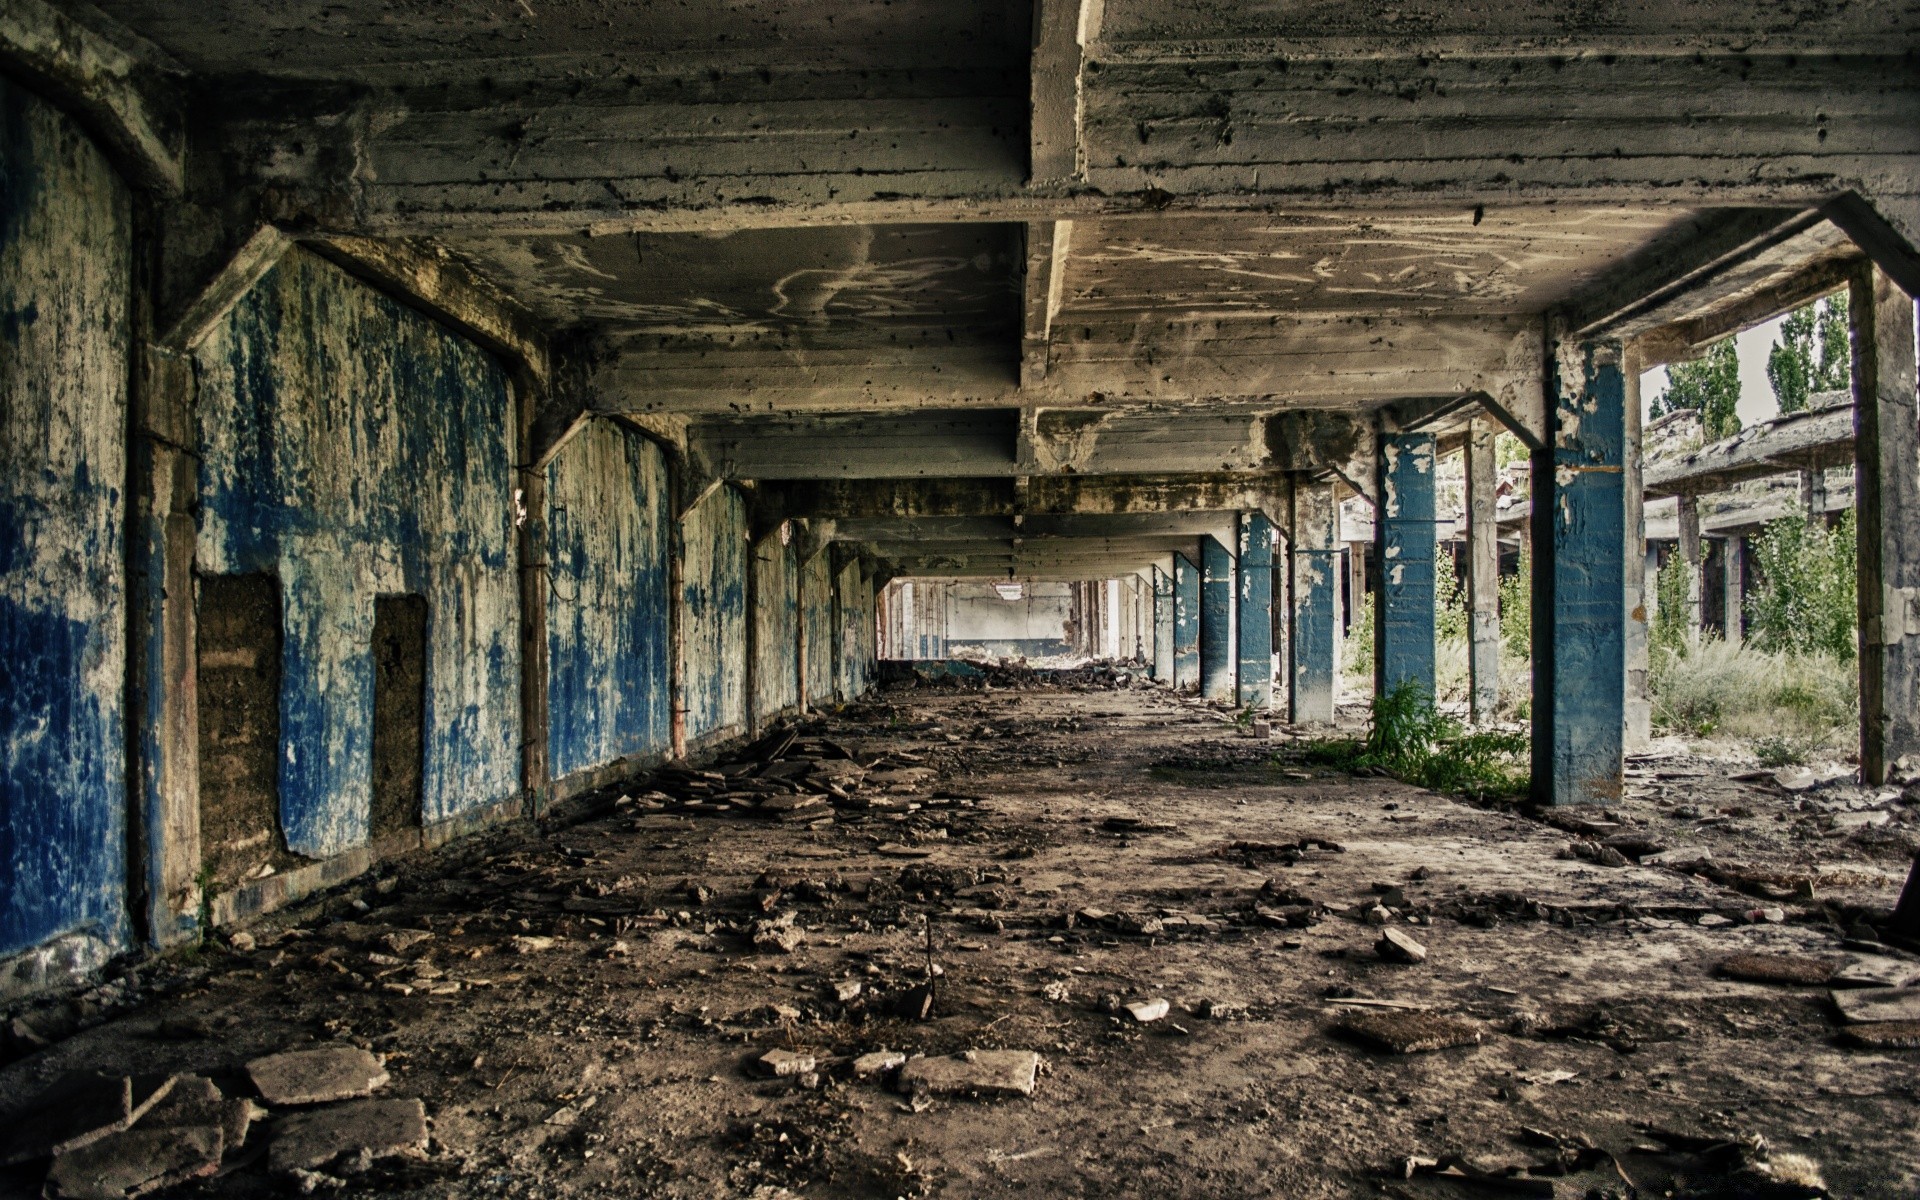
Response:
1434,548,1468,644
1342,589,1376,680
1499,549,1530,656
1747,510,1856,661
1302,680,1529,796
1652,551,1693,652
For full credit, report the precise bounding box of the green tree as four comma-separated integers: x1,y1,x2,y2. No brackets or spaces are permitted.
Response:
1434,546,1468,643
1652,551,1693,653
1765,293,1851,416
1747,510,1857,660
1499,548,1530,656
1653,336,1742,440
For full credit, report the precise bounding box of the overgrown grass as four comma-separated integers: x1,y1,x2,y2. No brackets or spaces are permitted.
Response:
1301,680,1529,797
1649,638,1856,761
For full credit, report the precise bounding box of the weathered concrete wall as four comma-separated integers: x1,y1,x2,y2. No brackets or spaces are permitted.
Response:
751,531,800,722
837,561,875,700
197,247,521,859
546,420,671,780
0,77,131,963
947,583,1075,654
1199,535,1235,700
801,552,835,705
681,485,748,746
1173,553,1200,688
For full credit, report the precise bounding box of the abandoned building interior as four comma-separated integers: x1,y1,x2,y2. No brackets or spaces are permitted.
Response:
4,0,1920,1196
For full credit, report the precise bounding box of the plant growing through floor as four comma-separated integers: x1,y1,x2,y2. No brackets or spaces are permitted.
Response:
1747,510,1857,661
1434,546,1468,644
1499,547,1531,657
1652,551,1694,653
1342,589,1376,680
1649,637,1855,748
1766,292,1851,415
1300,679,1528,796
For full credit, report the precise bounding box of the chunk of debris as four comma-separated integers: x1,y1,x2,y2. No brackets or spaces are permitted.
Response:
1125,999,1171,1023
1197,998,1247,1020
831,979,864,1003
752,915,805,955
1376,928,1428,964
1832,955,1920,989
136,1075,262,1151
43,1126,223,1200
852,1051,907,1077
510,935,556,954
267,1097,429,1174
751,1049,816,1079
1100,816,1178,834
874,843,936,859
1832,985,1920,1024
1337,1011,1483,1054
1,1072,173,1165
246,1046,390,1106
382,929,432,954
1839,1020,1920,1049
897,1050,1042,1098
1717,954,1835,986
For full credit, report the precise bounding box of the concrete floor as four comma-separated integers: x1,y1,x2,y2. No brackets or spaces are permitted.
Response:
3,683,1915,1199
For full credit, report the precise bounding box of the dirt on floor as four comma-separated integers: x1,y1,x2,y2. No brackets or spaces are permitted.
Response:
4,682,1918,1200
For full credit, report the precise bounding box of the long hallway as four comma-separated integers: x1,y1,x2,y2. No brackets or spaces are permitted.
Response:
5,681,1911,1198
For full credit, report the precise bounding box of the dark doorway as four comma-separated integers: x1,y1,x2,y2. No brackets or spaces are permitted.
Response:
371,595,427,840
197,574,285,887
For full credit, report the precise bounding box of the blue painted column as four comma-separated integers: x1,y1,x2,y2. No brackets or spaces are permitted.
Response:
1151,564,1174,681
1237,512,1275,708
1172,552,1201,689
1199,535,1236,700
1532,342,1628,805
1375,432,1437,701
1289,481,1339,724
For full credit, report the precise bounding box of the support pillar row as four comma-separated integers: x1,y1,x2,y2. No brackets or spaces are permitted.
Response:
1199,534,1235,701
1376,432,1437,701
1237,511,1275,709
1289,481,1338,724
1464,421,1500,724
1532,340,1628,806
1172,552,1201,690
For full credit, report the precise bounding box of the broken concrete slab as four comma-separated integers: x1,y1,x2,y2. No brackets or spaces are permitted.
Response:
897,1050,1041,1098
853,1051,907,1077
1832,986,1920,1024
247,1045,390,1105
1124,998,1170,1023
1376,928,1428,964
1,1072,175,1165
1839,1020,1920,1049
1337,1011,1483,1054
1832,954,1920,989
1717,954,1836,985
267,1097,429,1174
750,1049,816,1078
43,1126,222,1200
136,1074,265,1150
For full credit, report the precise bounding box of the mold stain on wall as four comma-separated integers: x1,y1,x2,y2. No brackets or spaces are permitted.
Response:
0,77,131,959
545,419,672,779
196,247,521,860
196,574,288,890
682,486,749,746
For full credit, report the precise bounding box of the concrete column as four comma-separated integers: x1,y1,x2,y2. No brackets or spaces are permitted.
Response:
1375,432,1437,701
1722,535,1745,644
1676,493,1704,642
1237,511,1275,709
1531,340,1628,806
1623,355,1652,751
1289,481,1339,724
1151,565,1173,680
1851,263,1920,786
1173,552,1201,690
1801,467,1828,525
1199,534,1236,701
1464,422,1500,724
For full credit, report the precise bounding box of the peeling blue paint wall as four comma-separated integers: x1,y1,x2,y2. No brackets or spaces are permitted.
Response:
1237,512,1274,709
0,78,131,959
1172,553,1200,689
546,420,671,778
1377,433,1437,699
801,553,834,705
1534,344,1627,806
682,486,748,745
752,533,800,722
1151,565,1173,681
1200,535,1235,701
197,248,521,859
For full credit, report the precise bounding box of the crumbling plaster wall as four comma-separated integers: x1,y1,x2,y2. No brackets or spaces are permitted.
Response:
546,419,672,780
752,532,801,723
801,553,835,706
0,77,131,963
196,247,521,859
681,485,749,747
837,560,874,701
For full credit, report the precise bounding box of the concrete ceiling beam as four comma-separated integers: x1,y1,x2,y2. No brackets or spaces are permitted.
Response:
760,470,1293,523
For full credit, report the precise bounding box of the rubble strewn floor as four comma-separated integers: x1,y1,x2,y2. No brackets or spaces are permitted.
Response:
4,683,1917,1199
